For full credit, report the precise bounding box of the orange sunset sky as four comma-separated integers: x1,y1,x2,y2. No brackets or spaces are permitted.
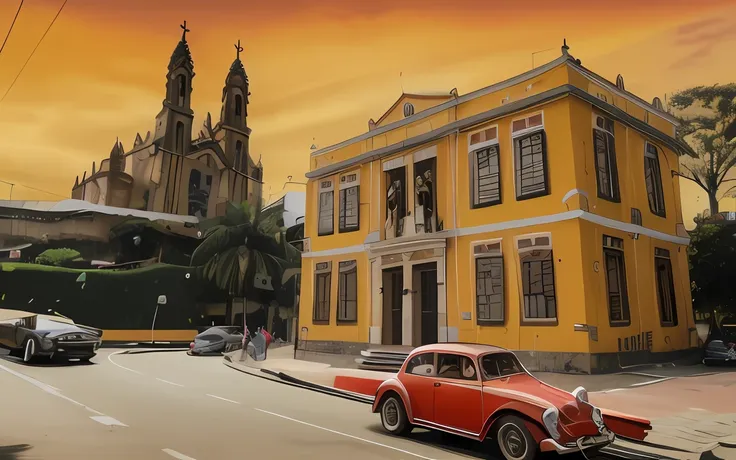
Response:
0,0,735,228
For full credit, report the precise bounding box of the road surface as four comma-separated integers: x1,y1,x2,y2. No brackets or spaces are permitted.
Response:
0,349,653,460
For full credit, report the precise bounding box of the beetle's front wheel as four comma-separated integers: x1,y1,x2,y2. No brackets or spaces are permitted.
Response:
379,395,412,436
493,415,538,460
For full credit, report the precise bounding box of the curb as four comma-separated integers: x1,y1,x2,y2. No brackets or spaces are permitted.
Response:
114,348,188,355
222,357,373,405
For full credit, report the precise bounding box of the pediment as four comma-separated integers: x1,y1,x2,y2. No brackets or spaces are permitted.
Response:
372,92,455,129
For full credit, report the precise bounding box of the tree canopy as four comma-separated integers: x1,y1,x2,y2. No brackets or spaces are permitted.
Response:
670,84,736,215
688,223,736,316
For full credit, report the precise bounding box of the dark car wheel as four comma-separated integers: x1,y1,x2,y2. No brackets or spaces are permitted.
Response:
379,395,412,436
493,415,538,460
22,339,35,363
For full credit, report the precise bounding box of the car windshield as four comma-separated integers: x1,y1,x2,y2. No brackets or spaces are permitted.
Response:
35,318,74,331
479,353,524,380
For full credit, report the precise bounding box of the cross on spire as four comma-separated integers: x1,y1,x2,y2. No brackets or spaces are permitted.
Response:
234,40,243,60
180,20,190,41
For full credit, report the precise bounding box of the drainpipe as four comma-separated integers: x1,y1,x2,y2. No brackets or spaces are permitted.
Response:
451,127,460,344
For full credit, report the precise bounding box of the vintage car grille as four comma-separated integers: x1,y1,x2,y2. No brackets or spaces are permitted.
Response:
57,334,97,342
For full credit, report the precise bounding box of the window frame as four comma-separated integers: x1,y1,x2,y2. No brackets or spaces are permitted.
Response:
383,159,408,238
512,113,549,200
644,142,666,218
313,261,332,324
404,352,436,377
479,352,525,381
469,125,502,208
337,260,358,324
592,114,621,203
436,353,480,382
338,172,360,233
516,233,558,326
473,239,505,325
317,179,335,236
603,235,631,327
654,248,678,327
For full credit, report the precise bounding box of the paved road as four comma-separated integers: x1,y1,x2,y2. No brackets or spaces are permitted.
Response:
0,349,651,460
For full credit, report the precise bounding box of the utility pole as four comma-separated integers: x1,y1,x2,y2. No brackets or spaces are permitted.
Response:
0,179,14,199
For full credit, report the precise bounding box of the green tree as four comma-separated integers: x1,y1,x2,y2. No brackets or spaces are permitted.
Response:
190,201,300,326
688,223,736,317
670,84,736,215
35,248,82,266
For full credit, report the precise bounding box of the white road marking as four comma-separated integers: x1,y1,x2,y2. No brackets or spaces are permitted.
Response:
629,377,674,387
162,449,197,460
156,378,184,387
592,388,628,394
90,416,128,427
107,350,143,375
689,407,707,411
206,394,240,404
0,363,108,418
254,408,438,460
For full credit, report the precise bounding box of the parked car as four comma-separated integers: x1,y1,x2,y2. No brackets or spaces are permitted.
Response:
0,309,103,363
373,343,649,460
188,326,244,356
702,317,736,365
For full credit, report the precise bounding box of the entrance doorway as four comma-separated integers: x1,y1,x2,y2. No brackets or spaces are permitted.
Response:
413,262,438,346
382,267,403,345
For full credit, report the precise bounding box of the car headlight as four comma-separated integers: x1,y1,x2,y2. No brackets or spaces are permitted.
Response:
542,407,561,440
591,406,605,432
572,386,589,404
41,337,54,348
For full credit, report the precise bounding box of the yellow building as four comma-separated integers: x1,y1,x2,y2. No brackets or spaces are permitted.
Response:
298,43,698,373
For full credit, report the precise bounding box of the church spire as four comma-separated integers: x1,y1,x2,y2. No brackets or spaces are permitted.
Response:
168,20,194,74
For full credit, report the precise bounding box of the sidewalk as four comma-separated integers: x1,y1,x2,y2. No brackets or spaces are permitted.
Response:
224,347,736,459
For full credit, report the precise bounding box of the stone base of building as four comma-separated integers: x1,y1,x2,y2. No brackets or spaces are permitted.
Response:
295,340,702,374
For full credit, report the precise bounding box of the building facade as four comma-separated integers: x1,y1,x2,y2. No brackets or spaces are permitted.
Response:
71,25,263,219
298,44,698,373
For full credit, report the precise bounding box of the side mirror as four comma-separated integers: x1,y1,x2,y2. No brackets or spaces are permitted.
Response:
157,295,167,306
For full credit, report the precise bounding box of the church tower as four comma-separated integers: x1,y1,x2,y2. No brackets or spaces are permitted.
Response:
155,21,195,155
219,39,251,174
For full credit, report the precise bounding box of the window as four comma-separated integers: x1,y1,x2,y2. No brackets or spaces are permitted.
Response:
235,141,243,171
414,152,437,234
337,260,357,323
177,75,186,106
313,262,332,323
480,353,523,380
593,115,620,201
631,208,642,226
318,180,334,236
644,143,666,217
603,236,630,325
654,248,678,327
517,234,557,323
406,352,435,376
175,122,185,154
235,94,243,122
385,165,407,238
339,173,359,232
512,114,548,200
437,354,477,381
470,126,501,207
474,241,504,324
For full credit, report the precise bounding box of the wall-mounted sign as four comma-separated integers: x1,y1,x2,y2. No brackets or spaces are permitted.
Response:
461,312,472,320
618,331,653,352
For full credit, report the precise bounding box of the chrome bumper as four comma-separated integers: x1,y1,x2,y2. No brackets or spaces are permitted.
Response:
540,429,615,454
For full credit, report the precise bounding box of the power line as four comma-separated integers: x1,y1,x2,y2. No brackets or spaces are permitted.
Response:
0,0,68,105
0,178,68,199
0,0,24,56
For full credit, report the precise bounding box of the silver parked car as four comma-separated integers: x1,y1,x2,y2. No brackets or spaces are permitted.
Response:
188,326,243,356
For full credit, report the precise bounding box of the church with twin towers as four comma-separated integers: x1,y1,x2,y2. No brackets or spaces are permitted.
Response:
71,22,263,219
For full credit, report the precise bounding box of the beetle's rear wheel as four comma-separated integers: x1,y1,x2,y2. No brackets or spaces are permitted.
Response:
493,415,537,460
379,395,412,436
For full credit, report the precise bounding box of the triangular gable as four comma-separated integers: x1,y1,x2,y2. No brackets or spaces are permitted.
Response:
372,92,455,129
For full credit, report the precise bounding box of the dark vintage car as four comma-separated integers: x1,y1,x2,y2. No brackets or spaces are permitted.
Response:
0,309,103,363
703,317,736,365
188,326,243,356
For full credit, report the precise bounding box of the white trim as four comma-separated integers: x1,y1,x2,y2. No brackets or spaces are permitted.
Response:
471,238,503,257
303,210,689,258
413,145,438,163
511,111,545,138
319,179,334,192
592,113,614,137
467,124,499,152
515,232,553,251
339,170,360,190
382,156,405,171
562,189,589,204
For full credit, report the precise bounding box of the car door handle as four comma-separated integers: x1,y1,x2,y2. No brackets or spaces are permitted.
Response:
434,382,441,387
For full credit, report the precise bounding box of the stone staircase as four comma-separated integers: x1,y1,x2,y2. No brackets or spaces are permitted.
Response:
355,349,410,372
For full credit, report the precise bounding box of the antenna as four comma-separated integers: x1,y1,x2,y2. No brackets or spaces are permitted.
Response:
531,47,555,69
400,72,404,93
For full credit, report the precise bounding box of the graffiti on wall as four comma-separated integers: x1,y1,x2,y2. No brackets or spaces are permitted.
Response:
618,331,653,352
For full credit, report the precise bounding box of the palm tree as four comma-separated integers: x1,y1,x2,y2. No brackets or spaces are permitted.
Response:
190,201,301,327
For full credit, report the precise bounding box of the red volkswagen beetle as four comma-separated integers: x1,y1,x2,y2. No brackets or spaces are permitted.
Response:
373,343,634,460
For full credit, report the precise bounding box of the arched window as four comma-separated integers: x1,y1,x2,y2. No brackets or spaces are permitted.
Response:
235,141,243,171
235,94,243,123
176,122,185,153
177,75,187,106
